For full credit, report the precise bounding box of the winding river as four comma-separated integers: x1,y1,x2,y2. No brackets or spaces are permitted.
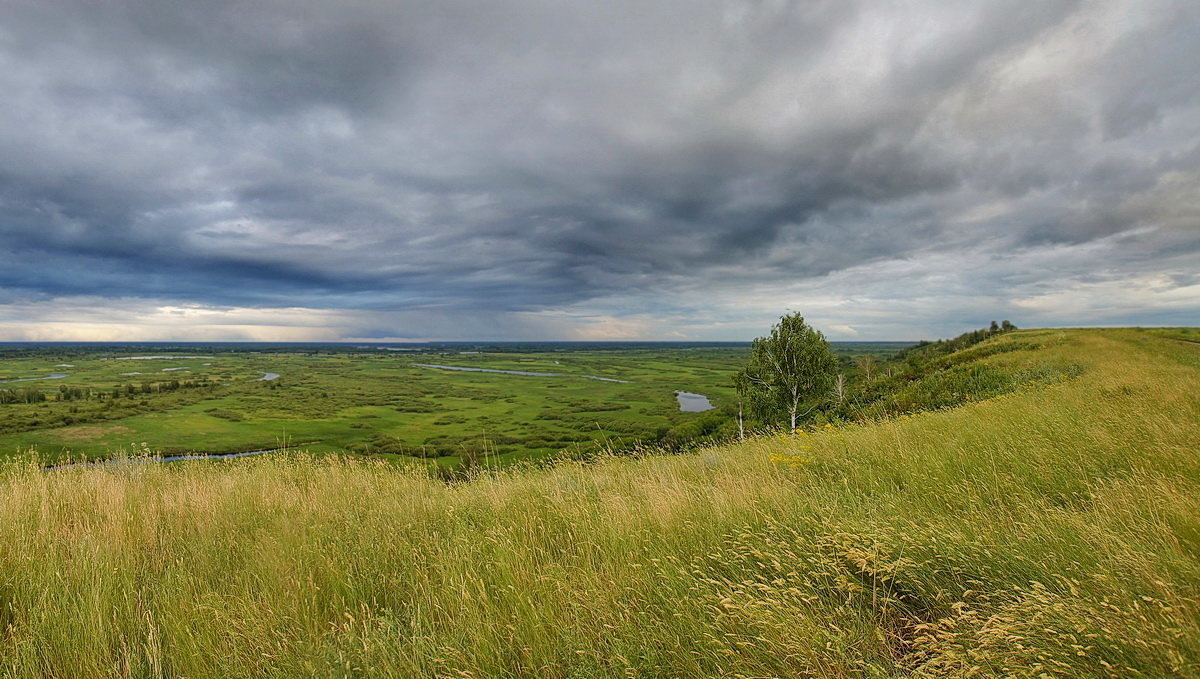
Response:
0,373,70,384
44,447,292,471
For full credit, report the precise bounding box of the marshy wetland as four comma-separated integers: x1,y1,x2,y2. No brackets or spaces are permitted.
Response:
0,345,734,464
0,342,898,465
0,342,907,466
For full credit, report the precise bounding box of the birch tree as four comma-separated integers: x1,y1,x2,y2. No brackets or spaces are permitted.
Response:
735,312,837,431
832,373,847,405
854,354,876,382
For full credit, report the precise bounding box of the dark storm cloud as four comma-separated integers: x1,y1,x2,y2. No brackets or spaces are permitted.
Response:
0,0,1197,338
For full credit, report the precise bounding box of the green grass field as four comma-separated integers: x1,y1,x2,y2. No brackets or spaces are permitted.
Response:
0,327,1195,677
0,343,902,465
0,348,746,463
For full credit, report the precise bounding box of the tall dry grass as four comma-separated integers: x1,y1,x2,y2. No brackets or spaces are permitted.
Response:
0,329,1196,677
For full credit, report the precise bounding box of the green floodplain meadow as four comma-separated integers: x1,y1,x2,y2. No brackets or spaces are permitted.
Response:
0,342,907,465
0,326,1195,677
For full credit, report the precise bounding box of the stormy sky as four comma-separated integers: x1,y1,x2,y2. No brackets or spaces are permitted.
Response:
1,0,1197,341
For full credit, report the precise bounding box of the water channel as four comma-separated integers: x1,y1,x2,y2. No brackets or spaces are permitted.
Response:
0,373,70,384
45,447,293,471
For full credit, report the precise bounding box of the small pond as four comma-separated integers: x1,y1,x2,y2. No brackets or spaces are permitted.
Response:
676,391,714,412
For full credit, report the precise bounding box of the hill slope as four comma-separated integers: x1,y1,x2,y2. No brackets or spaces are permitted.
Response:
1,328,1197,677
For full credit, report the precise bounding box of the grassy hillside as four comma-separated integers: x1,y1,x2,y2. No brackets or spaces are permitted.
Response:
0,328,1196,677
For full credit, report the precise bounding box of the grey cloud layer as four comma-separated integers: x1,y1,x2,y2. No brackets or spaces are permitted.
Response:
0,0,1197,338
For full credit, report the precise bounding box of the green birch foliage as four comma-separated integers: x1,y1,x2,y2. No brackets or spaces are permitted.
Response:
736,312,837,430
